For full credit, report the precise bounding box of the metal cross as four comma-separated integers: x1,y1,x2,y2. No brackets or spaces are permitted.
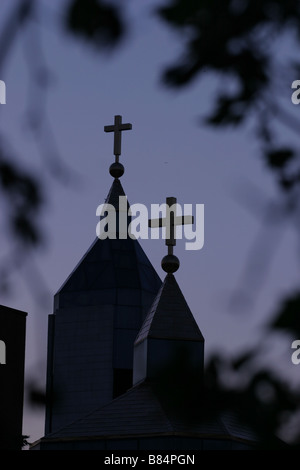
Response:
104,115,132,161
149,197,194,255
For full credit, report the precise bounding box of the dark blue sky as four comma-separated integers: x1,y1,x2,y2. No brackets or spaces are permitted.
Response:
0,0,299,444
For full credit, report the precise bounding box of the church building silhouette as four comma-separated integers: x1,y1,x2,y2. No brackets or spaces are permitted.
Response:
31,115,265,450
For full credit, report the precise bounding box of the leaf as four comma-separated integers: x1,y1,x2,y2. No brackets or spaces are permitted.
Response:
279,175,295,192
0,161,17,188
0,161,42,209
271,291,300,337
66,0,125,50
18,0,33,24
232,350,256,370
205,94,246,126
265,148,295,169
13,213,40,246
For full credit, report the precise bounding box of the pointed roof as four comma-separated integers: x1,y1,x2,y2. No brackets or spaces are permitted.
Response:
135,273,204,345
54,178,161,310
104,177,126,209
54,238,161,310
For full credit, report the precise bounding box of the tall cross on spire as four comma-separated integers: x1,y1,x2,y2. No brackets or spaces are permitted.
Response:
104,115,132,161
149,197,194,273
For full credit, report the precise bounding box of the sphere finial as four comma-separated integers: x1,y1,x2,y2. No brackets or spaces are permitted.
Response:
161,254,180,274
109,162,124,178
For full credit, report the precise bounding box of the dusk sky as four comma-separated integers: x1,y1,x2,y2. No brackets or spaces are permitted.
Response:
0,0,299,445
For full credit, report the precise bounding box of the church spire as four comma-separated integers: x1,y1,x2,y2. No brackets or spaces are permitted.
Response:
102,115,132,216
133,196,204,386
45,114,162,434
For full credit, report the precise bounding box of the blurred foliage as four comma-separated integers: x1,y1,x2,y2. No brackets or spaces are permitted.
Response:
66,0,125,50
61,0,300,195
0,1,42,251
0,0,299,448
151,345,300,448
272,291,300,337
203,354,300,449
0,156,42,246
155,0,300,193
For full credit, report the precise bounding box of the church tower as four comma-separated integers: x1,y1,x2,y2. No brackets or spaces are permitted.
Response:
133,197,205,387
34,196,259,450
44,116,162,434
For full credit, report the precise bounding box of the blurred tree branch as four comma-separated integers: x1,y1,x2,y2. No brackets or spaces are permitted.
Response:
1,0,299,448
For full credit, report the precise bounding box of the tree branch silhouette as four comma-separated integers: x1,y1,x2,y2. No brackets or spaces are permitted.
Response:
1,0,299,448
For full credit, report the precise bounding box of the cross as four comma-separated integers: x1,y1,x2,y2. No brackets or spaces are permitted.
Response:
104,115,132,161
148,197,194,255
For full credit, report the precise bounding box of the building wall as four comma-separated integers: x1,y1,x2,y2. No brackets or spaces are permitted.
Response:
133,338,204,385
45,305,114,434
44,237,162,435
0,305,27,450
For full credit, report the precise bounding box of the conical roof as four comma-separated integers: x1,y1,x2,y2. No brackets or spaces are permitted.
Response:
135,273,204,345
104,177,126,209
54,178,161,311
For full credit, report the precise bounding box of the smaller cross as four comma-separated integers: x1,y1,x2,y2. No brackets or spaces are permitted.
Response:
104,115,132,161
148,197,194,256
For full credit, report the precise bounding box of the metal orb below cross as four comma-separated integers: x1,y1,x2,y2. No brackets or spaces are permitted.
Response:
104,115,132,179
149,197,194,274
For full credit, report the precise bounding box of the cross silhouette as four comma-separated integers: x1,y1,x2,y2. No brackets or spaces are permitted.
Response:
104,115,132,161
149,197,194,256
